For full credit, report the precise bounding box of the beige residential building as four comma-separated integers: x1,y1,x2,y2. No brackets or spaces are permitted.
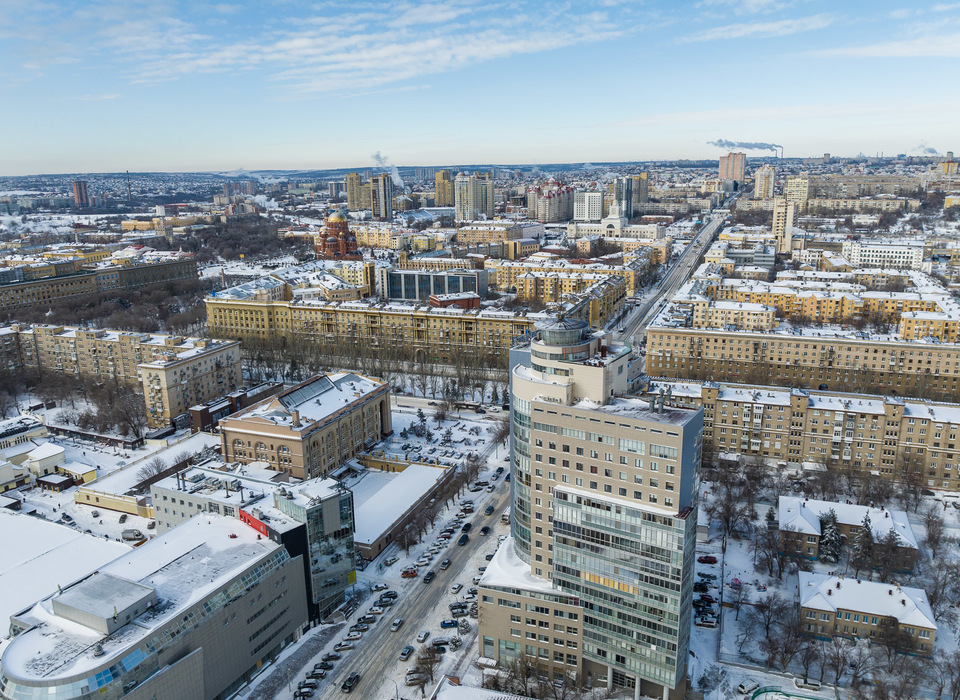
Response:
12,324,241,428
345,172,364,211
455,172,494,221
784,173,812,212
435,169,454,207
456,222,522,246
479,319,703,700
754,165,775,199
219,373,392,481
771,198,795,254
719,152,746,182
798,573,935,654
643,379,960,489
496,257,648,295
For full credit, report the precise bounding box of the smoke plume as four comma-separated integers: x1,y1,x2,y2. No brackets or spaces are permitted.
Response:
915,142,940,156
371,151,405,188
708,139,782,152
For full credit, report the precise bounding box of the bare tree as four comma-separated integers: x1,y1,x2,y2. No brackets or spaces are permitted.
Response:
415,647,443,684
135,456,167,482
929,649,960,700
797,639,821,682
745,592,790,640
923,506,948,560
729,585,751,621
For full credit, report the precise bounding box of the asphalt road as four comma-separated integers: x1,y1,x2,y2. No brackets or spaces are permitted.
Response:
301,478,513,700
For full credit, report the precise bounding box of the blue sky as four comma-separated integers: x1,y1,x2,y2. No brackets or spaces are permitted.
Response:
2,0,958,174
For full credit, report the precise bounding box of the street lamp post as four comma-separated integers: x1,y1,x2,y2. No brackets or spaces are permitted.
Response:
390,678,400,700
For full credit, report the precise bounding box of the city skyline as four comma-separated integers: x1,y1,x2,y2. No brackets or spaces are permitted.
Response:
2,0,958,175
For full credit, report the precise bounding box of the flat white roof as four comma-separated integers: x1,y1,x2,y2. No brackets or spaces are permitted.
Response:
351,464,446,546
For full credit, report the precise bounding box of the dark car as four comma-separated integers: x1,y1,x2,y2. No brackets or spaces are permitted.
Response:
458,534,469,546
461,523,472,533
440,619,459,629
484,505,494,515
480,526,491,535
377,597,395,607
439,558,451,570
505,473,511,482
380,590,399,600
314,661,334,671
485,553,494,560
423,571,436,583
321,652,341,661
341,671,360,693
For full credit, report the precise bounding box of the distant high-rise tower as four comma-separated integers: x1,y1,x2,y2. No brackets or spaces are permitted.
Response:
454,172,494,221
435,170,454,207
370,174,394,221
772,198,796,254
573,191,604,222
72,180,91,209
784,173,812,212
345,173,364,211
633,172,649,207
754,165,775,199
611,177,633,218
719,152,746,183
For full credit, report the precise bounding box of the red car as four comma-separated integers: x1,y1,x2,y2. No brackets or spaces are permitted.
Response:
401,568,418,578
699,594,717,604
697,555,718,564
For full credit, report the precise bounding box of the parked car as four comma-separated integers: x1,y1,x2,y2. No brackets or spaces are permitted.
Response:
486,485,495,492
485,553,495,561
417,630,430,643
61,514,75,525
349,623,369,632
698,572,717,581
381,590,398,599
314,661,334,671
299,679,319,690
458,534,469,546
118,514,127,524
401,569,418,578
695,616,717,628
377,597,395,607
321,652,341,661
344,631,363,641
384,556,399,566
794,678,822,691
399,645,415,661
390,618,404,632
440,619,459,629
698,555,718,564
358,614,377,624
333,641,354,652
371,582,388,591
368,606,384,615
451,583,463,593
484,505,494,515
405,674,428,686
307,669,326,680
737,681,759,694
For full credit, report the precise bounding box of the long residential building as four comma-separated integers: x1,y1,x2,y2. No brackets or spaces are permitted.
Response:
643,379,960,490
0,258,198,314
2,324,242,428
479,319,703,700
495,257,649,295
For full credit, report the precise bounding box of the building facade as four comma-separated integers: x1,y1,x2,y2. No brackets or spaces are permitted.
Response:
478,319,703,700
455,173,495,221
719,153,746,183
754,165,775,199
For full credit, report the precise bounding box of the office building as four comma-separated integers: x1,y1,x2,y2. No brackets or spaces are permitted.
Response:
754,165,775,199
219,373,392,480
479,319,703,700
384,268,489,303
0,515,309,700
719,152,746,183
574,192,605,222
72,180,91,208
455,172,494,221
152,466,356,619
435,170,454,207
370,173,394,221
611,177,633,218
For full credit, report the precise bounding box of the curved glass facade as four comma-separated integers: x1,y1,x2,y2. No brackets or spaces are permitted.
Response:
511,394,532,561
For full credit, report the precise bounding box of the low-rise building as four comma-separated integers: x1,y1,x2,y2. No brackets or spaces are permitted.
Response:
779,497,917,572
798,572,935,654
219,373,392,480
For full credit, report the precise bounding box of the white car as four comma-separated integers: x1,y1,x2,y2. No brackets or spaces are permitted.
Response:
344,631,363,641
416,630,430,643
368,606,384,615
451,583,463,594
415,558,430,567
371,582,388,591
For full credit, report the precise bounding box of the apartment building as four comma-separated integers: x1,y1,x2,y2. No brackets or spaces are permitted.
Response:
778,497,917,572
151,466,355,619
784,174,812,211
807,197,920,214
9,324,241,428
841,240,925,270
370,173,394,221
0,258,198,313
643,379,960,489
456,221,522,246
435,170,454,207
455,172,495,221
219,373,392,480
574,191,605,221
754,165,775,199
798,573,935,655
496,257,648,295
0,516,309,700
516,274,627,328
479,318,703,700
719,152,746,183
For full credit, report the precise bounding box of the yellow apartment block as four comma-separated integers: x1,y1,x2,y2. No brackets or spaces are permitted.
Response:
497,259,645,295
14,324,242,428
644,379,960,488
205,295,542,362
691,300,776,331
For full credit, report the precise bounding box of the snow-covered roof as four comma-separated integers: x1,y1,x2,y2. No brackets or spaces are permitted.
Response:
236,372,385,429
351,464,447,546
2,515,284,681
0,510,130,632
26,443,64,461
778,496,917,548
798,572,935,630
478,536,556,594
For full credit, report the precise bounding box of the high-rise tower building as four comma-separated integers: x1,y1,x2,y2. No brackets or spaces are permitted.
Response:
611,177,634,218
345,173,364,211
435,169,454,207
754,165,775,199
784,173,812,212
72,180,91,208
574,191,604,222
633,173,650,208
454,172,494,221
370,173,394,221
718,152,746,183
479,319,703,700
772,197,795,254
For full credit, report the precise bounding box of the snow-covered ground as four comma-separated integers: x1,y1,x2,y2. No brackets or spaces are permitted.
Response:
201,255,300,280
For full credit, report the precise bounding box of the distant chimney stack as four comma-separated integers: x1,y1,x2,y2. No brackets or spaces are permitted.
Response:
291,410,301,427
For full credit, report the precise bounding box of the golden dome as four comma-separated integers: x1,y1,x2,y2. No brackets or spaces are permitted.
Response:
328,211,347,223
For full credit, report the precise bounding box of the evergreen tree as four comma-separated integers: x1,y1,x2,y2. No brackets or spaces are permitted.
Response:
442,427,453,445
766,506,776,524
818,508,842,563
851,512,874,577
874,529,902,582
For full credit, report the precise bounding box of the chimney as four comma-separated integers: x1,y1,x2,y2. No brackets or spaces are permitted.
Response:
901,600,906,606
888,590,893,596
291,410,301,427
827,589,832,596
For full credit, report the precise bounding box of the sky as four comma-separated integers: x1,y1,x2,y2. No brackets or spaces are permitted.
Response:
1,0,958,175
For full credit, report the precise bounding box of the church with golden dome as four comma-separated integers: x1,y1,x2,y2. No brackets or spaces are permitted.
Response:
317,211,361,259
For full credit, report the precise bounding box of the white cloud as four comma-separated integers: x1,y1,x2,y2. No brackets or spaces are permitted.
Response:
813,32,960,57
697,0,792,14
679,13,832,42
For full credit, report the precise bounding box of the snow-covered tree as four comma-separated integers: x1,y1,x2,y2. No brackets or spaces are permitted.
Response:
851,512,874,577
818,508,843,563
